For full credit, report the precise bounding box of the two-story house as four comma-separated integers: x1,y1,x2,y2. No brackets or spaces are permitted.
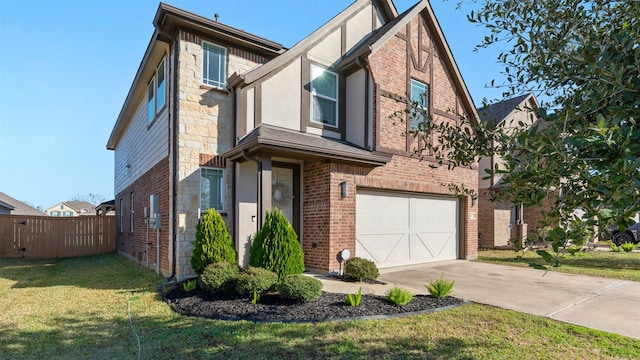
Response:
107,0,479,280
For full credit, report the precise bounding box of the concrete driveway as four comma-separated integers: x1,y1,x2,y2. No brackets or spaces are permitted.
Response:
374,260,640,340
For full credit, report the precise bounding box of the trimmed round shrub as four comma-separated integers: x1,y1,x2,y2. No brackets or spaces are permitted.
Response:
249,208,304,279
344,257,379,282
200,262,240,294
276,274,323,302
191,208,237,274
235,267,279,297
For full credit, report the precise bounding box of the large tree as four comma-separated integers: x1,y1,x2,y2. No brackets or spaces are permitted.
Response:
396,0,639,257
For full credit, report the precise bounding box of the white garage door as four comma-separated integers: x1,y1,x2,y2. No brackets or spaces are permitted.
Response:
356,190,458,268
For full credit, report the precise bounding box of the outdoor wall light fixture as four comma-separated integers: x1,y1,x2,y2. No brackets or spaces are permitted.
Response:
340,181,350,198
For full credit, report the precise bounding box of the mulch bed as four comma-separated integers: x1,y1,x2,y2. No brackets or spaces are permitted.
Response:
163,285,466,323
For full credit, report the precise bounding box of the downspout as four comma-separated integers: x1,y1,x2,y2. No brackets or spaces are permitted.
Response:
242,149,262,233
156,26,179,280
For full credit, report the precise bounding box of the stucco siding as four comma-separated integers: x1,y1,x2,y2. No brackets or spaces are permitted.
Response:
346,4,373,50
261,58,302,130
307,28,342,66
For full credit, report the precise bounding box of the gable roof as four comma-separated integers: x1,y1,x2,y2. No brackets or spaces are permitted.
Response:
231,0,398,86
0,192,45,216
477,93,537,126
63,201,97,212
346,0,478,119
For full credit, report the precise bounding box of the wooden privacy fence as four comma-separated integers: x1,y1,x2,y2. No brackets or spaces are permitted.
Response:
0,215,117,258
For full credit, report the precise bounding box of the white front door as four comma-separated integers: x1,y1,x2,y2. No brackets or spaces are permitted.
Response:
272,167,295,226
356,190,458,268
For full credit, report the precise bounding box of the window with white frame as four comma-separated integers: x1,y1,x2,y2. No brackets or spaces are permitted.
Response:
311,65,338,127
202,42,226,88
130,192,135,232
147,58,167,124
410,79,429,130
200,168,225,212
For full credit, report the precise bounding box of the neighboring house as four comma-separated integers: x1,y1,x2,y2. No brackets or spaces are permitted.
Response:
107,0,479,280
46,201,96,217
96,199,116,216
0,192,45,216
476,93,542,247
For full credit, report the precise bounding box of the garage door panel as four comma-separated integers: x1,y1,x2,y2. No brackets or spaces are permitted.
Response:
356,191,458,268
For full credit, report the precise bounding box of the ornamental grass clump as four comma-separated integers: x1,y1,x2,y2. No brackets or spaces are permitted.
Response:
426,273,455,299
386,287,413,306
621,242,636,252
191,208,237,274
344,257,379,282
345,287,363,307
249,208,304,279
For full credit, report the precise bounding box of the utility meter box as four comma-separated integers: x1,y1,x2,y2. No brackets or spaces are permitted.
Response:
149,194,161,229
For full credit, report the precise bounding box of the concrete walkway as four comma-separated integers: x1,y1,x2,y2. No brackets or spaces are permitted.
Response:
314,260,640,340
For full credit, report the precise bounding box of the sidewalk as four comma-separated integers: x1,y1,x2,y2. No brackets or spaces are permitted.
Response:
312,260,640,340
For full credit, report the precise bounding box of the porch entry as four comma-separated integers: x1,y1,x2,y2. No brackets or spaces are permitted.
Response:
271,164,300,237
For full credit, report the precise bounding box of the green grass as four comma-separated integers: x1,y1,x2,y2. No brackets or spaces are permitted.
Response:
1,253,639,359
478,249,640,281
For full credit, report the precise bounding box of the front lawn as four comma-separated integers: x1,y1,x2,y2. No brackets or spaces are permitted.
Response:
1,253,639,359
478,249,640,282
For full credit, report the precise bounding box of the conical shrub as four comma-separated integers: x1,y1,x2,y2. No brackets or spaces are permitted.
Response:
191,208,237,274
249,208,304,278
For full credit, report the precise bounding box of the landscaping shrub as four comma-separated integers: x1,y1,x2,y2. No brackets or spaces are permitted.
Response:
386,287,413,306
345,287,362,307
426,273,455,298
276,274,323,302
611,244,622,252
621,242,636,252
249,208,304,279
200,262,240,294
344,257,379,282
567,245,583,256
191,208,237,274
235,267,279,298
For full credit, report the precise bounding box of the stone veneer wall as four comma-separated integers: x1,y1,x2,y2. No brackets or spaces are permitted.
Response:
173,30,266,278
116,158,171,275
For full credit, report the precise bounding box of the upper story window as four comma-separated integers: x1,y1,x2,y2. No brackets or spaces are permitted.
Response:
201,167,225,212
203,41,227,88
311,65,338,127
410,79,429,130
148,58,167,125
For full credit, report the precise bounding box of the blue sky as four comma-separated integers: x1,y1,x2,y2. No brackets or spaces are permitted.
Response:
0,0,503,210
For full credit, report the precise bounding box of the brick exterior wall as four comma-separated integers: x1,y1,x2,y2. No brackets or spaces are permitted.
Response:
477,189,495,248
301,13,480,272
116,158,170,275
524,191,558,240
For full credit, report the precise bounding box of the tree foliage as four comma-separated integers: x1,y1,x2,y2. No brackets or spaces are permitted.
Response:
392,0,639,257
249,208,304,279
191,208,237,274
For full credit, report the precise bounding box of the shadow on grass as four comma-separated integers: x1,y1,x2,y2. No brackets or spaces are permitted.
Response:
0,252,163,290
0,311,480,360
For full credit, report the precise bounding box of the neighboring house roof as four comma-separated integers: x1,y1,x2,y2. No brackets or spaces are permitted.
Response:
477,93,536,126
0,192,45,216
96,199,116,216
106,3,286,150
224,124,392,166
46,201,97,215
